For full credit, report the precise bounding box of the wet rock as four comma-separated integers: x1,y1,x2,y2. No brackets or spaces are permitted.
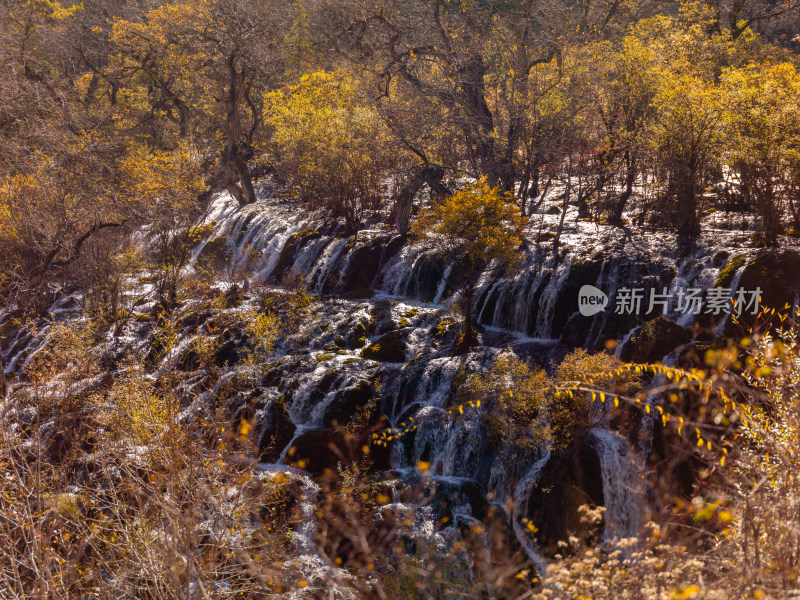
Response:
259,358,292,388
361,330,408,363
258,394,296,463
723,251,796,334
406,253,447,302
739,253,791,309
560,313,594,347
527,446,605,555
620,317,691,363
347,322,368,349
288,427,391,474
782,250,800,286
340,234,404,293
426,477,490,523
322,379,375,426
442,258,472,299
0,314,22,347
712,250,730,268
552,254,606,337
714,254,747,288
272,229,322,281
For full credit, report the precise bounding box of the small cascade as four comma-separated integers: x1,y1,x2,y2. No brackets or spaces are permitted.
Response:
486,457,511,506
511,451,551,575
258,465,345,594
534,258,573,339
375,246,416,296
587,428,643,543
309,237,348,293
433,264,453,305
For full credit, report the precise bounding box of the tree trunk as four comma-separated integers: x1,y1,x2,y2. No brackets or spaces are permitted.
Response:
754,189,783,246
458,54,499,185
0,355,6,400
609,152,635,225
789,194,800,233
552,157,573,262
526,159,541,215
394,165,448,236
225,56,256,205
674,164,701,237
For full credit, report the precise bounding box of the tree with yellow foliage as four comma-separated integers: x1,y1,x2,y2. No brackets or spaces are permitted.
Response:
412,179,526,345
111,0,295,204
722,62,800,245
265,70,394,232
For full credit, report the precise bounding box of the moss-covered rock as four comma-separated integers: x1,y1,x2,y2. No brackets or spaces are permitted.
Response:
0,314,22,347
361,330,408,363
722,251,797,335
322,380,375,426
620,317,691,363
712,250,730,267
347,322,368,349
737,254,791,310
430,317,456,338
195,236,229,272
715,254,747,288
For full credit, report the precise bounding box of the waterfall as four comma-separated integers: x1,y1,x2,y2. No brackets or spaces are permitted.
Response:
258,465,348,595
534,258,573,339
587,428,643,542
5,185,795,596
309,237,348,293
433,264,453,305
511,451,551,575
184,191,777,346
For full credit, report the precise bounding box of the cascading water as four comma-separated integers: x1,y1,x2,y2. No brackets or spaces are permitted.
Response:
587,428,644,543
511,451,551,575
188,190,783,350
